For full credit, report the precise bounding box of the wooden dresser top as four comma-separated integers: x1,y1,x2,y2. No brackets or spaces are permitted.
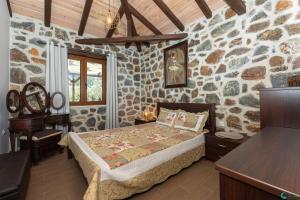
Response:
216,127,300,197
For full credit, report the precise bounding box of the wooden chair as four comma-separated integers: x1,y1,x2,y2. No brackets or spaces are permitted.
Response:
288,75,300,87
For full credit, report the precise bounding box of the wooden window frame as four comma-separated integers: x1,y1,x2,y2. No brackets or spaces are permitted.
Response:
68,54,107,106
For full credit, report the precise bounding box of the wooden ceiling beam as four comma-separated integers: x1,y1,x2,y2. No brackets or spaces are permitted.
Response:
106,5,124,38
128,4,162,35
142,42,150,48
44,0,52,27
153,0,184,31
6,0,12,17
132,24,142,52
224,0,246,15
121,0,142,51
121,0,133,48
78,0,93,36
76,33,188,45
124,15,133,48
195,0,212,19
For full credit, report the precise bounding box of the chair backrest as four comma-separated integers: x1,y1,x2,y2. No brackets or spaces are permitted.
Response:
288,75,300,87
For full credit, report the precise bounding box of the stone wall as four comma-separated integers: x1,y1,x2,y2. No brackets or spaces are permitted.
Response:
9,15,142,132
9,0,300,135
141,0,300,136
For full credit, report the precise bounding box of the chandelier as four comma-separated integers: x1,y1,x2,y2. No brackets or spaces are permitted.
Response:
104,0,120,31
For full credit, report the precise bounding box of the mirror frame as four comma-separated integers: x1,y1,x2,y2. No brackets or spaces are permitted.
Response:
50,92,66,111
22,82,48,114
6,90,21,114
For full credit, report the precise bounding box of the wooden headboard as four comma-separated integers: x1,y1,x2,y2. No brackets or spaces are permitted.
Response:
157,102,216,134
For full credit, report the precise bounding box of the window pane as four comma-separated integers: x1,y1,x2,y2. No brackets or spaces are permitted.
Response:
68,59,81,102
87,62,103,102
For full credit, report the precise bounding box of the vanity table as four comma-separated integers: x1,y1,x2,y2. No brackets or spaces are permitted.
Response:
9,115,44,153
9,113,70,153
45,113,71,131
6,82,70,163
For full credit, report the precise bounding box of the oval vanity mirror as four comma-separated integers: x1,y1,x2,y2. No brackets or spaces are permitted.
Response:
50,92,66,111
6,90,21,113
22,82,48,114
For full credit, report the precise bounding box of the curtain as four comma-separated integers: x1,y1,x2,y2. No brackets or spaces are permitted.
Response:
46,42,70,114
105,53,120,129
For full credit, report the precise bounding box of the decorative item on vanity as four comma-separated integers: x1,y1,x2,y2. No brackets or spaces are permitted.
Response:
6,82,70,164
6,90,21,114
21,82,48,114
6,82,49,116
164,40,188,88
50,92,66,113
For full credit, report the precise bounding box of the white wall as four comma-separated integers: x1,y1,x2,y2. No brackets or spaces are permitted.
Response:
0,1,10,153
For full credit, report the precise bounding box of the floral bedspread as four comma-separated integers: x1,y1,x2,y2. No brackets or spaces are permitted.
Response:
79,123,202,169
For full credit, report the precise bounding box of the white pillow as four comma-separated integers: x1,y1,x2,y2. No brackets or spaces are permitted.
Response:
156,108,177,127
174,111,209,132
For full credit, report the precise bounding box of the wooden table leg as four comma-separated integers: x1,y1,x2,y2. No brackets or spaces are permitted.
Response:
9,129,15,152
68,121,71,132
26,131,32,150
26,131,38,165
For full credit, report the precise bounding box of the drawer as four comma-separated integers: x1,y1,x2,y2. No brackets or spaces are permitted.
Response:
206,135,240,151
206,148,225,162
206,144,233,156
206,142,236,154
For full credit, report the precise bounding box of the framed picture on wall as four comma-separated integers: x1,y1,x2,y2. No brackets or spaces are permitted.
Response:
164,41,188,88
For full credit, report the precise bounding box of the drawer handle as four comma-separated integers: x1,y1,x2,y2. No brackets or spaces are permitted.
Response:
218,144,227,148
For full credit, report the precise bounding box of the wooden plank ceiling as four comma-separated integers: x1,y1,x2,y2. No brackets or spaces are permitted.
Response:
10,0,227,37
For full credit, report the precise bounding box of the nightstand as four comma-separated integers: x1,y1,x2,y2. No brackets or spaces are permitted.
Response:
135,118,156,125
205,132,248,162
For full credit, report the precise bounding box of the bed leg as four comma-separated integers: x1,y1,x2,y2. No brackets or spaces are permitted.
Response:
67,147,73,159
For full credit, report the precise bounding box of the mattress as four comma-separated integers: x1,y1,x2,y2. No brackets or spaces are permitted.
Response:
60,123,207,200
69,124,206,181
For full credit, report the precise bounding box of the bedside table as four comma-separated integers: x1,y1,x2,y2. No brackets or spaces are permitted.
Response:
205,132,248,162
135,118,156,125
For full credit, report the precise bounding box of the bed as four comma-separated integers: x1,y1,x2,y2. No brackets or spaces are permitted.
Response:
60,103,216,200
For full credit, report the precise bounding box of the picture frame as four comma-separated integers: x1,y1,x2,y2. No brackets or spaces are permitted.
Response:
164,40,188,88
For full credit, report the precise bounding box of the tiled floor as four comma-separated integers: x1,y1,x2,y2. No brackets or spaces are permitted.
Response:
26,152,220,200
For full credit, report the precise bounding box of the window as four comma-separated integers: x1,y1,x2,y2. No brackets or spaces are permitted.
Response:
68,54,106,106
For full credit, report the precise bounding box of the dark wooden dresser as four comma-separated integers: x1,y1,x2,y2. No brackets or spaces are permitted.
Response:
216,88,300,200
216,127,300,200
260,87,300,129
205,133,247,162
